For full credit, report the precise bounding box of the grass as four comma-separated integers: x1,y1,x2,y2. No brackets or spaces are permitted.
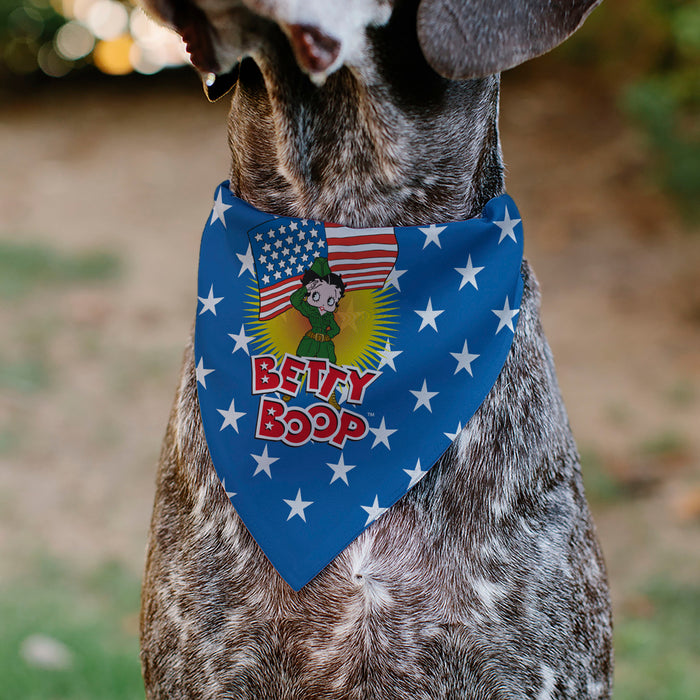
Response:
0,357,51,392
580,448,628,504
614,580,700,700
639,430,689,461
0,559,144,700
0,240,120,299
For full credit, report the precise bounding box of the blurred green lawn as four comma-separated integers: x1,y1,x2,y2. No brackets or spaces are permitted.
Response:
0,559,143,700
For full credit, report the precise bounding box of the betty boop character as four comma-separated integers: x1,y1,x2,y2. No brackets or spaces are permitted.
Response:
290,257,345,362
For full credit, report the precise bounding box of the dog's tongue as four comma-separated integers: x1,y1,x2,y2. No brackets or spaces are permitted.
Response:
287,24,341,74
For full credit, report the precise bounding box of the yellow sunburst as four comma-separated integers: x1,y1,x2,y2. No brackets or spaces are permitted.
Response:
245,285,399,370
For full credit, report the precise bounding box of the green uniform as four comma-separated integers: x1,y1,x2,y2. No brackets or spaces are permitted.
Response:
291,286,340,362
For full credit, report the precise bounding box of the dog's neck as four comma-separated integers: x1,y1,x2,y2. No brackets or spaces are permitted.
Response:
225,10,504,228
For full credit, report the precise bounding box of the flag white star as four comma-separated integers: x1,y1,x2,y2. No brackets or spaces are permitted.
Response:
195,357,214,388
251,444,279,478
210,189,232,227
369,416,397,449
450,339,480,376
327,454,356,485
493,206,521,244
410,379,438,412
376,339,402,371
455,255,485,290
221,478,236,499
361,495,388,526
492,296,520,334
419,224,446,249
236,244,255,277
404,459,427,488
384,267,407,292
197,285,224,315
284,489,313,522
444,422,462,442
217,397,246,432
414,297,444,332
228,324,253,355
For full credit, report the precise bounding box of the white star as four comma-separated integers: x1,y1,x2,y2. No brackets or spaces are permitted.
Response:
228,324,253,356
492,296,520,334
384,267,407,292
376,339,402,372
327,454,356,485
236,244,255,277
210,189,232,228
404,459,427,488
450,339,480,376
197,285,224,315
369,417,397,449
414,297,444,332
410,379,438,413
195,357,214,388
284,489,313,522
444,422,462,442
361,495,388,526
217,397,246,432
419,224,446,249
251,444,279,478
221,478,236,499
455,255,485,290
493,206,521,244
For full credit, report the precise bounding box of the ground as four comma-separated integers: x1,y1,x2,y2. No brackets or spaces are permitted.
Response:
0,66,698,697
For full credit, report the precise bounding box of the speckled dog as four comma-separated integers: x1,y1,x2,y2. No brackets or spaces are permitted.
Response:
138,0,613,697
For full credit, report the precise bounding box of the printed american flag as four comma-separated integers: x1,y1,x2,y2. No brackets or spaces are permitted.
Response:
248,218,398,320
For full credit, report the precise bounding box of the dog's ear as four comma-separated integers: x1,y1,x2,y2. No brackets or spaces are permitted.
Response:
139,0,237,100
416,0,603,80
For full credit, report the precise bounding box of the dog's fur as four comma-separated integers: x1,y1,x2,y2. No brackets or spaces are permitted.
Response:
139,0,614,697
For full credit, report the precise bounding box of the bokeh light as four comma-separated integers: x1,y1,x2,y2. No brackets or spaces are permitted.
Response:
92,33,132,74
85,0,129,41
1,0,190,79
55,21,94,60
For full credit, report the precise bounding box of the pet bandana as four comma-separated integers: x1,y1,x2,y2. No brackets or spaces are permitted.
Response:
195,182,524,590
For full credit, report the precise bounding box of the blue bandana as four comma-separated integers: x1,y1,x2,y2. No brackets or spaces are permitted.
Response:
195,182,524,589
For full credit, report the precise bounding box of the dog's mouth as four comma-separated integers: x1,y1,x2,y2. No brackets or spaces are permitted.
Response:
285,24,341,75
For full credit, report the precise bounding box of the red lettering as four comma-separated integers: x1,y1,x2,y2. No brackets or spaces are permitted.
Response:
279,355,307,397
283,407,313,447
251,355,281,394
346,368,380,404
306,359,328,393
308,404,339,442
317,364,349,401
329,409,369,449
255,397,286,440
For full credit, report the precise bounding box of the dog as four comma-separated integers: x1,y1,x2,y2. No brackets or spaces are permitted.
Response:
138,0,614,697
